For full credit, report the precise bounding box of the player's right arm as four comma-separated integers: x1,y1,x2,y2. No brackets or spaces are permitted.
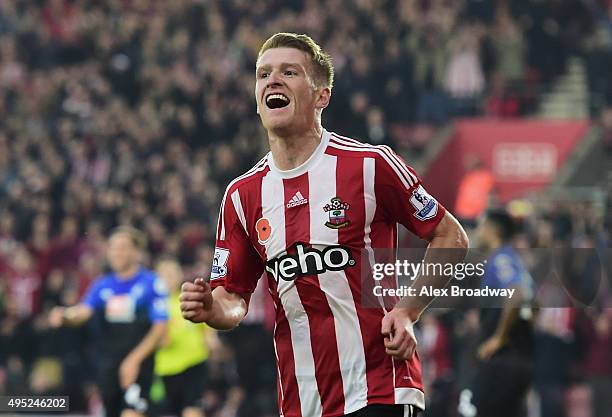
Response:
49,304,93,327
180,278,249,330
181,183,264,329
49,278,104,327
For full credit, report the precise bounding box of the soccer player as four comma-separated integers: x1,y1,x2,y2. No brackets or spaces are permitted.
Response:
180,33,468,417
155,257,221,417
459,209,535,417
49,226,169,417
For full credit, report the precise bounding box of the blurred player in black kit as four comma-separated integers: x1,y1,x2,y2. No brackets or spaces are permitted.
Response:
459,210,535,417
50,227,168,417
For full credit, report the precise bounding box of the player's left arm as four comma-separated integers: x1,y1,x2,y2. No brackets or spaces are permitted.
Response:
396,212,469,320
119,278,169,389
478,258,526,360
382,212,468,360
374,150,469,360
119,321,168,389
477,285,524,360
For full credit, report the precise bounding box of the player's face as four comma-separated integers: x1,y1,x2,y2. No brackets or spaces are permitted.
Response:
107,233,139,272
255,47,328,133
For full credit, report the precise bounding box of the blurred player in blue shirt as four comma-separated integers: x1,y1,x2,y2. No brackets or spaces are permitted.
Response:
459,209,535,417
50,226,168,417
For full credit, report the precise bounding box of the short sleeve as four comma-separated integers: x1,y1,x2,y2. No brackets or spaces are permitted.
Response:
374,147,446,239
148,275,169,322
209,186,265,294
488,253,521,289
82,278,104,310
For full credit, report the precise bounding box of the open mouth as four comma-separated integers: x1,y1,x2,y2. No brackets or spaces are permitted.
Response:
265,93,290,109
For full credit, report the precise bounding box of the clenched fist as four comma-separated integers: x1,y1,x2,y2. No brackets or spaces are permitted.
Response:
180,277,213,323
381,308,417,360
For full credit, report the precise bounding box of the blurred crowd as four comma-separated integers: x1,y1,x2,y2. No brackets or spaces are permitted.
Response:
0,0,611,416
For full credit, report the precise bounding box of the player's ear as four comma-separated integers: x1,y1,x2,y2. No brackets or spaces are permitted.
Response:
315,86,331,110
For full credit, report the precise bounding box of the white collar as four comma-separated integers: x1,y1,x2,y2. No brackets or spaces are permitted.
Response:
266,128,331,179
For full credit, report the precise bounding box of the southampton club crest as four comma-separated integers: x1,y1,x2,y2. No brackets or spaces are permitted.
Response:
324,197,350,229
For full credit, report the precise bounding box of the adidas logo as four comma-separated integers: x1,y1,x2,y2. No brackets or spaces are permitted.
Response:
286,191,308,208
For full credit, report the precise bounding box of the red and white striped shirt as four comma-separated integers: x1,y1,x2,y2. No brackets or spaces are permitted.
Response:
210,129,446,417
